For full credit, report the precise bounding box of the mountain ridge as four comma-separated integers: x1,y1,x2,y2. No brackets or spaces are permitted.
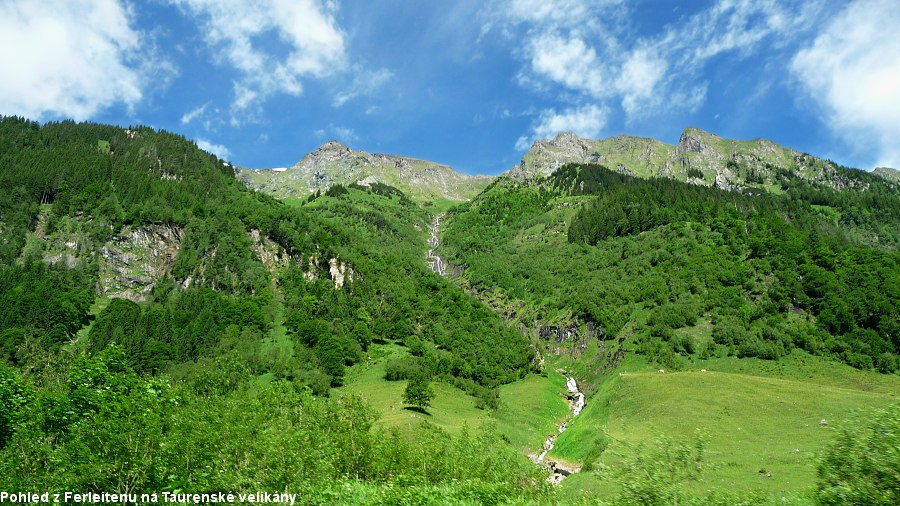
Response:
505,127,896,193
236,140,493,203
237,128,896,206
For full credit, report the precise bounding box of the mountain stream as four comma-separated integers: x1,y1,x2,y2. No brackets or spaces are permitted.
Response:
426,213,446,276
533,372,585,485
423,213,584,484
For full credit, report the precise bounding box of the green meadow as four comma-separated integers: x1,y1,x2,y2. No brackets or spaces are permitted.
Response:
337,343,571,453
551,351,898,502
336,338,898,504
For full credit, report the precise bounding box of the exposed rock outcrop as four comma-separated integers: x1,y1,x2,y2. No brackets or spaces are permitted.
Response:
328,257,354,289
537,318,603,357
248,229,292,274
98,224,183,301
873,166,900,183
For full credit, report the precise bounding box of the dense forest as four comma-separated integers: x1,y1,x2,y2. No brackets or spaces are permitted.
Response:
443,164,900,373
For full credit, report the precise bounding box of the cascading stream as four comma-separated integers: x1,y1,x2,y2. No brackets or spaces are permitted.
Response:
424,213,581,484
425,213,446,276
533,372,585,484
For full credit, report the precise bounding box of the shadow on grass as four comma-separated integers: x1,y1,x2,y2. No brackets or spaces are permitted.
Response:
403,406,431,416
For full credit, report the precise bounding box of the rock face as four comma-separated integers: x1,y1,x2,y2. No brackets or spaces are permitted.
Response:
506,127,872,193
248,229,292,274
537,318,602,357
98,224,183,301
328,257,354,289
236,140,493,203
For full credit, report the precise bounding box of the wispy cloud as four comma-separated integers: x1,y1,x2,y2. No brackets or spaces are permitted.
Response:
171,0,346,122
314,125,358,145
181,103,209,124
791,0,900,169
0,0,151,120
333,67,393,107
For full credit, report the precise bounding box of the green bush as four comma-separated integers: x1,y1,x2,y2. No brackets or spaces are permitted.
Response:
816,404,900,506
384,357,420,381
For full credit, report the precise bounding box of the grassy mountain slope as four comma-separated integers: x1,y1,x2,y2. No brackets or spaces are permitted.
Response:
553,352,899,503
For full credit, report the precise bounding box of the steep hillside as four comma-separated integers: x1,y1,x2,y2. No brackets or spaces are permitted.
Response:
506,128,887,195
237,140,493,204
437,161,900,501
442,164,900,375
0,116,531,391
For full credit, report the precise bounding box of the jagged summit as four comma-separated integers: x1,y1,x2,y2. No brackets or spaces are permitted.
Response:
506,127,867,193
237,140,493,203
306,139,352,157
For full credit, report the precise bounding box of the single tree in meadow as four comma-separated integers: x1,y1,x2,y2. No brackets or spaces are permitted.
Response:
403,370,434,411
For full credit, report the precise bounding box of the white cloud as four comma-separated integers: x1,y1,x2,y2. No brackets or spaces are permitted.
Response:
615,48,668,119
0,0,146,120
657,1,825,66
172,0,346,119
332,127,358,144
333,67,393,107
181,103,209,124
529,33,609,97
196,138,232,160
792,0,900,169
507,0,623,26
502,0,826,130
515,104,608,150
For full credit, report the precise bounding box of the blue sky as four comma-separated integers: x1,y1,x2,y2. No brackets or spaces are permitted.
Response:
2,0,899,175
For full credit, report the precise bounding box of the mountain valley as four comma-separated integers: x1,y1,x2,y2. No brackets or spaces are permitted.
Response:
0,117,897,505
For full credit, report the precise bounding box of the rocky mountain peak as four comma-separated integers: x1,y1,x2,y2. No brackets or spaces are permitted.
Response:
550,131,588,146
505,127,869,193
236,140,493,203
677,127,721,156
873,166,900,183
300,140,353,165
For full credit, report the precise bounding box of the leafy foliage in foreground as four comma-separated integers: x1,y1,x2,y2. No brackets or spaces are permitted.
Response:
816,404,900,506
0,348,548,503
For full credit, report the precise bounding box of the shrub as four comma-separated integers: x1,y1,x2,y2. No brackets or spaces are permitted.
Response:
384,357,420,381
816,404,900,506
